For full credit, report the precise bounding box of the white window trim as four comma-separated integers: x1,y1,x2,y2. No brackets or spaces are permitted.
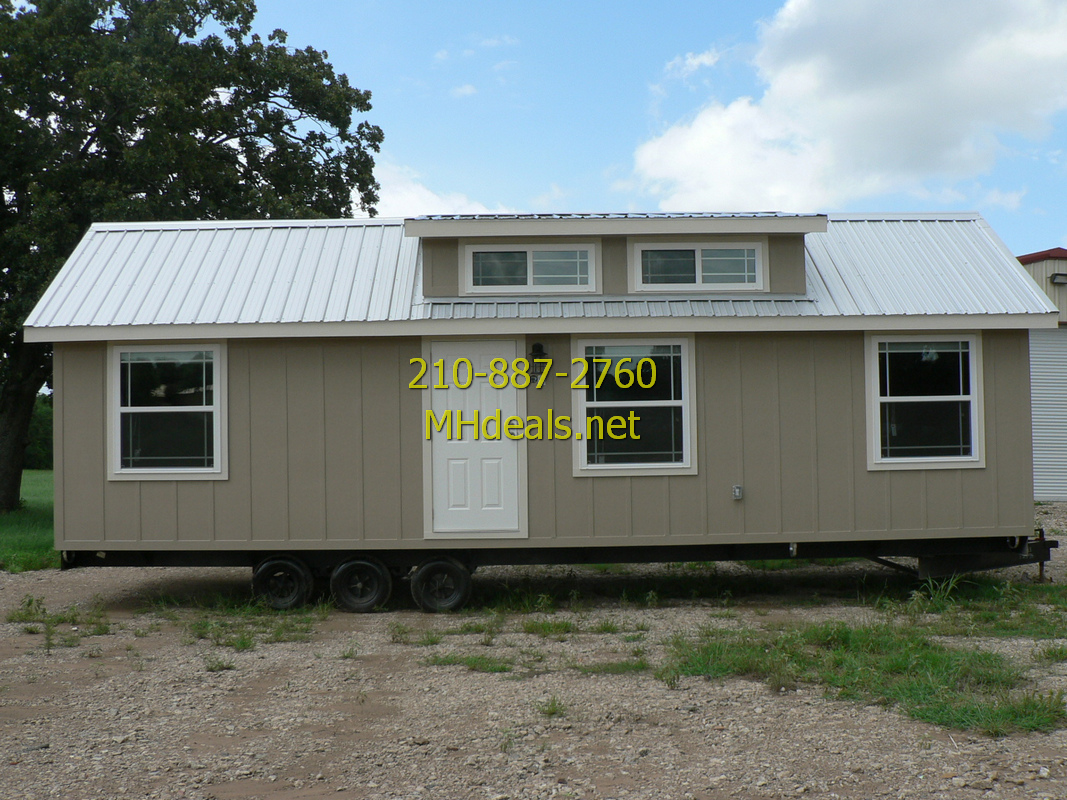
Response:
865,332,985,471
571,335,697,477
462,242,600,295
107,342,228,481
630,241,765,293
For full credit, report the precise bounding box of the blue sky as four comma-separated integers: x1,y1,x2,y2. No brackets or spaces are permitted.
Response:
254,0,1067,256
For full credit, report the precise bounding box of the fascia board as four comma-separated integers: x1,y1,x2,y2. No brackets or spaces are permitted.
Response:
404,216,828,238
25,311,1060,343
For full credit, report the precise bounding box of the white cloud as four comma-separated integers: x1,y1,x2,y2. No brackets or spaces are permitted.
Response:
665,49,721,79
982,187,1027,211
480,35,519,48
364,162,517,218
450,84,477,98
633,0,1067,211
433,49,449,62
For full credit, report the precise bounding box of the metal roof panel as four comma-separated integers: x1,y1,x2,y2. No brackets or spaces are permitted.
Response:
24,213,1056,340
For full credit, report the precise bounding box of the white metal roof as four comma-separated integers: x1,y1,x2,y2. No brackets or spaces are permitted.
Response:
24,213,1057,342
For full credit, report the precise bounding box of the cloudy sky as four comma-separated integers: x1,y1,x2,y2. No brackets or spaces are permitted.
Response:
255,0,1067,254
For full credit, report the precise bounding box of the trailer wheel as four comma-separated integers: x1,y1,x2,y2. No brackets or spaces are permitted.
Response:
252,557,314,610
410,557,472,612
330,558,393,612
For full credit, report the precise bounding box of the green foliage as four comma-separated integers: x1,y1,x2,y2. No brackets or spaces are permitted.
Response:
151,592,317,650
425,653,514,673
1035,644,1067,663
0,470,57,571
521,618,577,638
204,654,236,672
659,621,1067,736
24,395,52,470
533,695,567,717
0,0,382,506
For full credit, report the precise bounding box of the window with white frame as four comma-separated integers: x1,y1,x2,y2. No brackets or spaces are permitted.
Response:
632,242,763,291
867,334,983,469
110,344,226,478
572,338,695,475
464,243,597,293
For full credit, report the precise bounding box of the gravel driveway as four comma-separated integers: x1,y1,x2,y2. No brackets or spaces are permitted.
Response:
1,507,1066,800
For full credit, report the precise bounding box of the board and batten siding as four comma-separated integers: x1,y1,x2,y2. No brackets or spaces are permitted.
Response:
53,338,425,549
527,330,1033,546
53,329,1034,550
1031,327,1067,501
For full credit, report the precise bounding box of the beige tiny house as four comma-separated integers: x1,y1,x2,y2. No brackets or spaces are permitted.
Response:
1019,248,1067,501
25,213,1060,610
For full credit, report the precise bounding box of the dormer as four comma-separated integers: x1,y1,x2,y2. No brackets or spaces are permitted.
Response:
405,213,827,299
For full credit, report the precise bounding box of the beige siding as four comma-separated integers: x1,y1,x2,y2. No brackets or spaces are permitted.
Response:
56,343,106,546
600,237,628,295
767,235,807,294
54,329,1034,552
1021,258,1067,321
420,234,807,298
421,239,460,297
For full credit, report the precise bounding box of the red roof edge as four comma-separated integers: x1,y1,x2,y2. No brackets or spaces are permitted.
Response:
1018,247,1067,265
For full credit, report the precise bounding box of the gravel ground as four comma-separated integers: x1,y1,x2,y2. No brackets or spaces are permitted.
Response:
1,507,1066,800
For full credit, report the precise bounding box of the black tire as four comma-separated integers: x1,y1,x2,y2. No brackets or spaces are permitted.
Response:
252,557,314,610
410,557,472,612
330,558,393,612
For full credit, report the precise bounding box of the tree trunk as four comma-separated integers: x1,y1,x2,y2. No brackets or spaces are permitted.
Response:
0,337,52,513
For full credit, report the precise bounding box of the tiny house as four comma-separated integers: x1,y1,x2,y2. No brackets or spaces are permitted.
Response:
24,212,1059,610
1019,248,1067,501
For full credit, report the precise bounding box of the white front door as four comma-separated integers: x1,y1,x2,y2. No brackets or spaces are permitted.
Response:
428,339,525,537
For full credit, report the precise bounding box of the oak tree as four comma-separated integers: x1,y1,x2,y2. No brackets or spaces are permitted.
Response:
0,0,382,510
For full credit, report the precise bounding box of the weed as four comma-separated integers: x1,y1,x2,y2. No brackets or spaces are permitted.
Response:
522,619,577,639
388,622,411,644
425,653,513,673
534,695,567,717
500,729,515,753
8,595,48,623
591,619,620,634
22,625,40,635
227,632,256,652
84,647,103,659
205,655,235,673
340,642,360,659
417,631,443,647
659,621,1067,735
1035,644,1067,663
621,632,645,643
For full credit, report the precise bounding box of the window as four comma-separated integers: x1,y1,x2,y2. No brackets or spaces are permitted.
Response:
572,337,696,476
632,242,763,291
109,344,226,479
464,243,598,294
866,334,983,470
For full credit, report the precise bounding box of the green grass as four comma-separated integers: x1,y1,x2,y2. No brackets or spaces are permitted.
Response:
533,695,567,717
149,593,318,651
658,621,1067,736
0,471,58,572
425,653,514,673
521,618,578,638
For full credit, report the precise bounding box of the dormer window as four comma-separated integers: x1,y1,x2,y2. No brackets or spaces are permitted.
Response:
463,243,598,294
631,242,764,292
